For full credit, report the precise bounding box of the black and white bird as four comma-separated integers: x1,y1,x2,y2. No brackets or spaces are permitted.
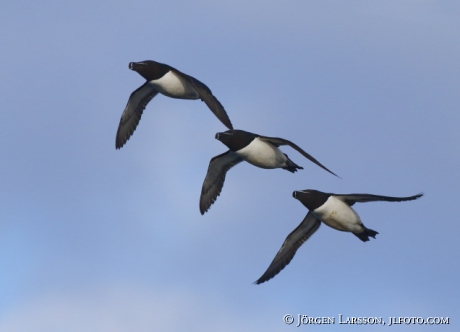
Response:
116,60,233,149
199,130,339,214
255,189,423,284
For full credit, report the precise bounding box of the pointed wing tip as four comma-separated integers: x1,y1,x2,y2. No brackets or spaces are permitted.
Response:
399,193,424,201
199,199,212,215
214,104,233,130
277,137,340,179
199,193,212,215
115,138,127,149
254,274,274,285
115,127,130,149
216,114,233,131
191,77,234,130
253,278,265,285
115,138,124,149
323,167,340,178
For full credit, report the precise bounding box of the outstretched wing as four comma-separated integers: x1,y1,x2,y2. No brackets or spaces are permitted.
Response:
199,150,243,215
255,212,321,285
116,83,158,149
259,136,339,178
185,74,233,130
334,193,424,206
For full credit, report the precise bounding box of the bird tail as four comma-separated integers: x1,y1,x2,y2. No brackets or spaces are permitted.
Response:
282,154,304,173
353,227,379,242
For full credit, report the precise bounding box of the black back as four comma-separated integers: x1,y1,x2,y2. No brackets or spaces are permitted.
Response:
215,129,258,152
129,60,172,81
293,189,331,211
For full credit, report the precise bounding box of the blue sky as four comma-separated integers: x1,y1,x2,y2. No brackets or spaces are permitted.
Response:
0,1,459,331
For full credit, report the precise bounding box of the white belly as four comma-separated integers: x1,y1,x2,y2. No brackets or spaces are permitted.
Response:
149,71,199,99
236,138,286,169
313,196,363,233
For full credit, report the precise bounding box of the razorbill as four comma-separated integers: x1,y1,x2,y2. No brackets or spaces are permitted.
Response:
116,60,233,149
255,189,423,284
199,130,339,214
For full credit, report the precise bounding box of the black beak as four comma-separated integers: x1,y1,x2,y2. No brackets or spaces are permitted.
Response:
129,62,144,70
215,133,220,140
292,191,298,199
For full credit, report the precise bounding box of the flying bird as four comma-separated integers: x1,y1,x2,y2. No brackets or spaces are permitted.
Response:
199,130,339,214
255,189,423,284
116,60,233,149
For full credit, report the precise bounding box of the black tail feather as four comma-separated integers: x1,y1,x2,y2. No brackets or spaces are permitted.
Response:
282,154,303,173
354,227,379,242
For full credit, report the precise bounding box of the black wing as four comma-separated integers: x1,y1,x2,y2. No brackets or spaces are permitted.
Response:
255,212,321,285
335,193,424,206
185,74,233,130
116,83,158,149
199,150,243,215
259,136,339,178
